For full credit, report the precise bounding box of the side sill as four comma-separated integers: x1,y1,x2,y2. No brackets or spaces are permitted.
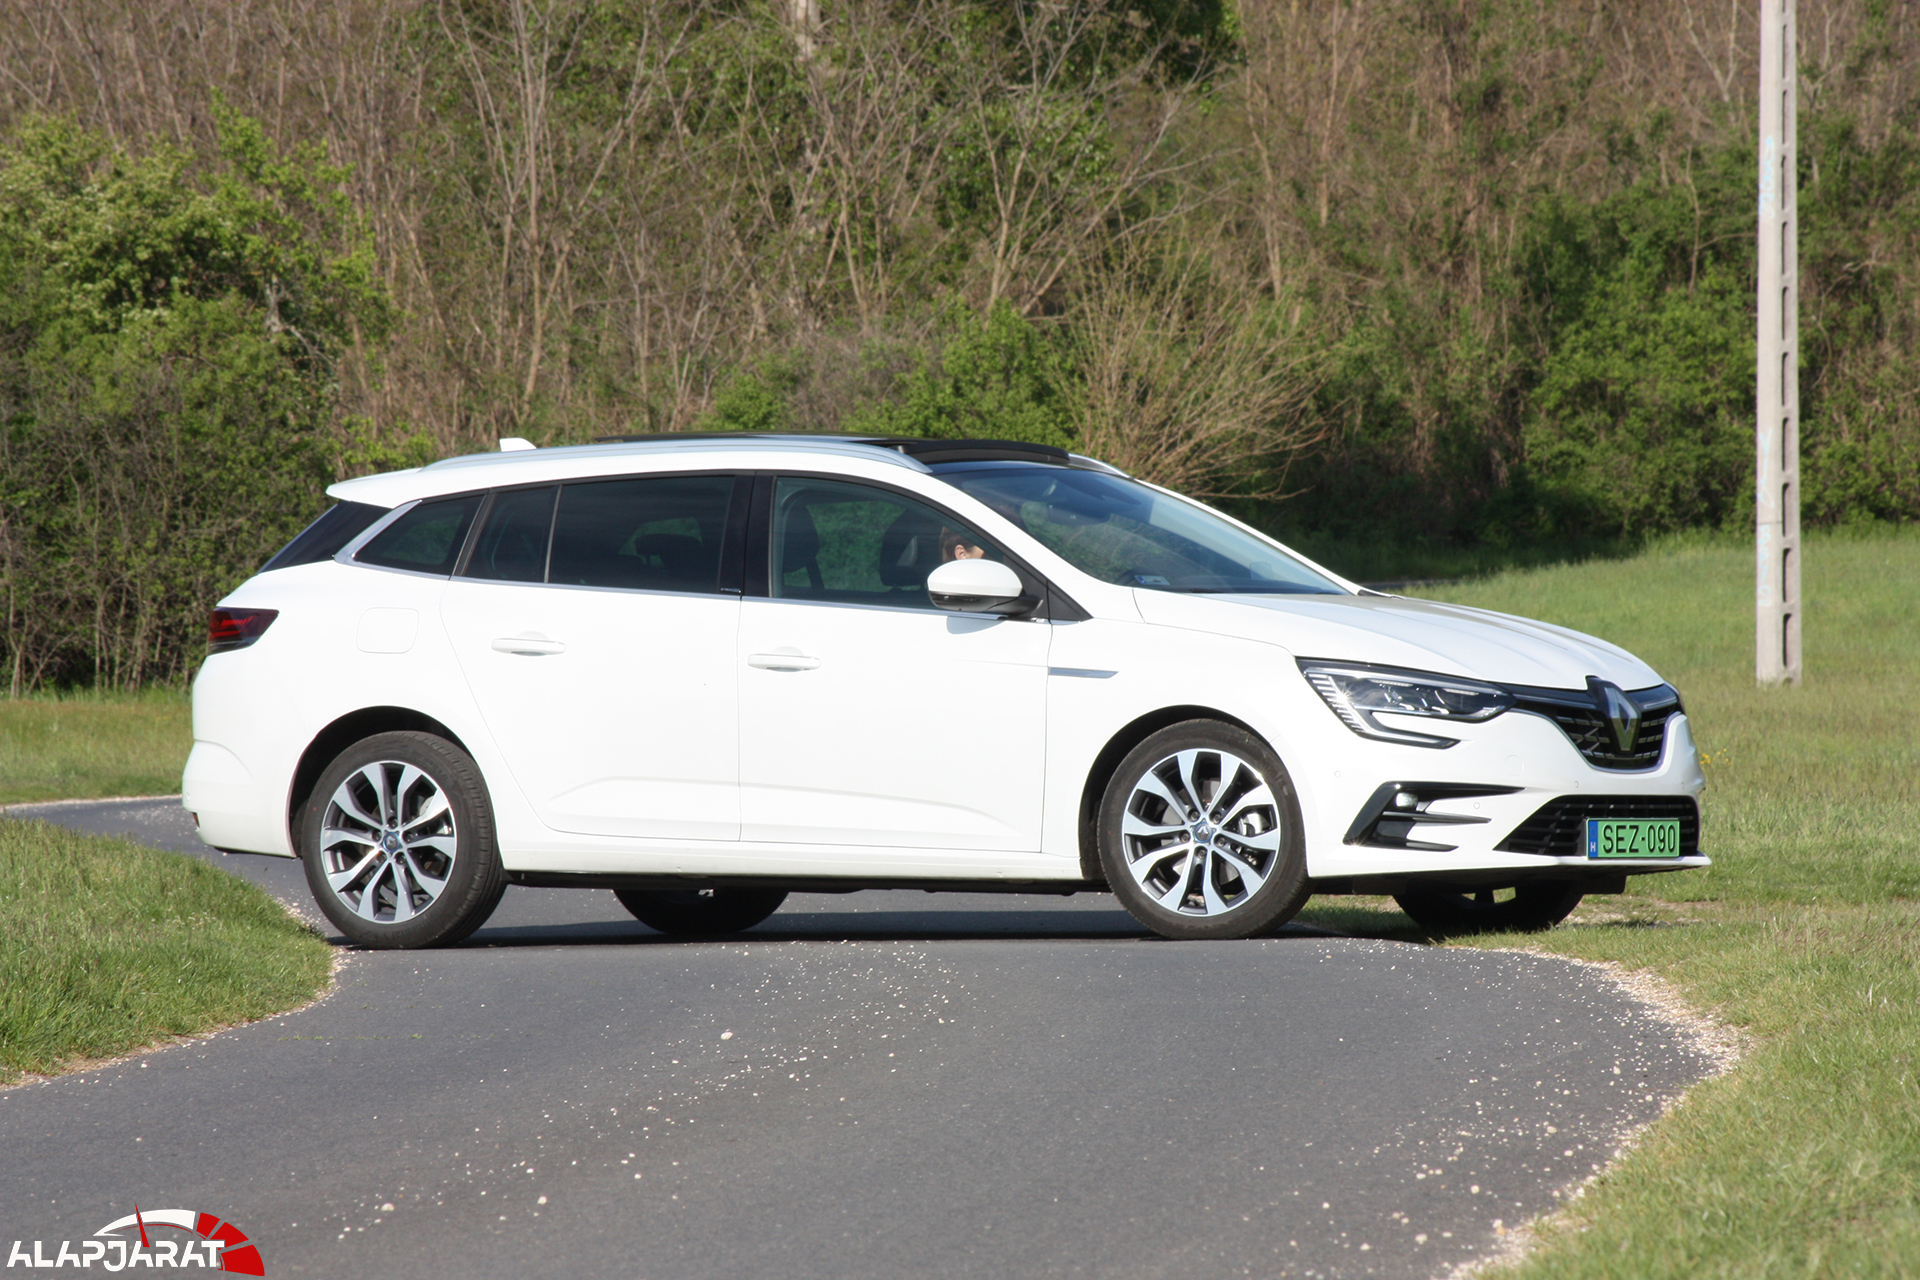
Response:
505,871,1103,896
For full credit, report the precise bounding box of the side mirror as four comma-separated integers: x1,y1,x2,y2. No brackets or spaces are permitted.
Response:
927,559,1032,614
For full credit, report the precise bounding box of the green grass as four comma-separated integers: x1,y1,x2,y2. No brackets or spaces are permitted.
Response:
1296,526,1920,1277
0,687,192,803
1274,527,1645,586
0,818,332,1084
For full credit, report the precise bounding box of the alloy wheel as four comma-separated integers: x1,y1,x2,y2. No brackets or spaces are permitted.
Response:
318,760,459,924
1119,747,1284,918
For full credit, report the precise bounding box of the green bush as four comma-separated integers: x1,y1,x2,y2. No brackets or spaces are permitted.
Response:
1518,144,1757,538
699,301,1077,448
1277,98,1920,553
0,110,391,690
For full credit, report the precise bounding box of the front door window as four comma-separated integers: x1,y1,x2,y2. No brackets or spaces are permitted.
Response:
770,477,1000,609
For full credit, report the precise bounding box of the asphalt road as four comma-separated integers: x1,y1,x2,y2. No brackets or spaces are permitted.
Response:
0,798,1715,1279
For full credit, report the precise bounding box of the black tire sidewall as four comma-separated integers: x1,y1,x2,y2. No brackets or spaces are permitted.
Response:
614,888,789,936
1097,720,1309,940
300,731,504,950
1392,882,1585,935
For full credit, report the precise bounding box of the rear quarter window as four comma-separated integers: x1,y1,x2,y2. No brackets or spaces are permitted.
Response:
355,495,483,575
260,502,390,573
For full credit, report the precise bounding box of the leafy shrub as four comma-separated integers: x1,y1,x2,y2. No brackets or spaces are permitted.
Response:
0,110,391,690
700,301,1077,448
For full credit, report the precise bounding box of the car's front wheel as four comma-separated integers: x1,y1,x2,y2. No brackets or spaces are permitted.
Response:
615,888,789,936
300,731,506,949
1097,721,1310,940
1393,882,1584,935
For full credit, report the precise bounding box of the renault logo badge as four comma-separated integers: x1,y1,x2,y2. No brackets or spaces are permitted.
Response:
1593,681,1642,753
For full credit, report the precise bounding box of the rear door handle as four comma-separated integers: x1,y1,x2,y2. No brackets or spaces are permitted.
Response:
492,636,566,656
747,651,821,672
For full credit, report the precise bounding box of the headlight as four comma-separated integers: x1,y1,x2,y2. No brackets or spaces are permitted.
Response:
1297,660,1513,748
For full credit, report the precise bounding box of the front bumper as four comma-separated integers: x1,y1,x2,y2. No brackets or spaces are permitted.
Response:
1296,706,1709,884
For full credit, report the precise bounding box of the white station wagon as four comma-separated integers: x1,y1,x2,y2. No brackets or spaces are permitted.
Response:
185,434,1708,947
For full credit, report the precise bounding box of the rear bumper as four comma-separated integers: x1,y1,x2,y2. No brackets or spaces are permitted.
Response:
182,738,296,857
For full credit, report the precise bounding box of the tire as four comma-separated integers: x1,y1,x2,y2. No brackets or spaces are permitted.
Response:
615,888,789,936
1097,720,1310,940
1393,882,1584,935
300,731,506,949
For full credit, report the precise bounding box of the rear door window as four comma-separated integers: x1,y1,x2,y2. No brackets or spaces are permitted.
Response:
355,494,483,575
549,475,736,593
461,486,557,583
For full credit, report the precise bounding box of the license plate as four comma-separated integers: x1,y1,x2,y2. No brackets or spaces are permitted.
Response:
1585,818,1683,859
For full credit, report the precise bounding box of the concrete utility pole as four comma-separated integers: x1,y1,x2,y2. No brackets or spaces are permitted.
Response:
1756,0,1801,685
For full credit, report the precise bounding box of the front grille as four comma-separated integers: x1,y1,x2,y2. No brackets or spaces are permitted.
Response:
1510,684,1680,771
1496,795,1699,857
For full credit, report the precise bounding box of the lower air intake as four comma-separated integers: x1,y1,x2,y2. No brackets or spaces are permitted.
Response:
1496,796,1700,858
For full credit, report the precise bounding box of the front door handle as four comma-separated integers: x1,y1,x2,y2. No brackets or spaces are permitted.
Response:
492,636,567,656
747,651,821,672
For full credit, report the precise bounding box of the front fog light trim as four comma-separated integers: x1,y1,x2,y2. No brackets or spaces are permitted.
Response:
1343,781,1524,852
1298,659,1515,749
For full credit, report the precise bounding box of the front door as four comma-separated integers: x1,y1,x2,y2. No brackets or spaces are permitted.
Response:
736,475,1051,852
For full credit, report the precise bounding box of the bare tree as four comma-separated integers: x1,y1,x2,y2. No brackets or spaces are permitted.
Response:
1072,240,1324,497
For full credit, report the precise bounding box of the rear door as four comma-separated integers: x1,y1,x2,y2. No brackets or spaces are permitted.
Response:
442,473,747,841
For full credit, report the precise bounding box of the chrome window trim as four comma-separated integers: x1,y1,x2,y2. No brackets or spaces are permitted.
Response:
742,592,1018,621
335,497,422,563
495,579,745,603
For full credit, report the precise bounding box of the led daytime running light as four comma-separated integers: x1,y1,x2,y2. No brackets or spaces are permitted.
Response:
1298,661,1513,749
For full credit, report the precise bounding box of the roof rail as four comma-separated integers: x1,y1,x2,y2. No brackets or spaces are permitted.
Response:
591,431,885,445
876,438,1070,466
588,431,1082,468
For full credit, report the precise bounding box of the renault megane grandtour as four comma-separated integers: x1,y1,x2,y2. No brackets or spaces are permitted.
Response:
185,434,1707,947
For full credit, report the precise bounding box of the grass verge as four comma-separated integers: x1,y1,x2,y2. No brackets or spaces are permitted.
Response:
0,818,332,1085
0,687,192,803
1296,526,1920,1276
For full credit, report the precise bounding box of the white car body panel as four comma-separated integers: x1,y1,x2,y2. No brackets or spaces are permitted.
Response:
737,598,1051,855
186,438,1709,898
443,578,741,842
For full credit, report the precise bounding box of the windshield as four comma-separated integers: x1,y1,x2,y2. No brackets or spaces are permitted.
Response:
935,466,1345,595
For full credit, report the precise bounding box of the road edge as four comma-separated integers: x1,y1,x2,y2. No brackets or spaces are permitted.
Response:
0,793,185,811
0,802,347,1094
1441,950,1749,1279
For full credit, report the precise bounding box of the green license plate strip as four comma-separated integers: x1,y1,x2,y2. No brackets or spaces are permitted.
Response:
1585,818,1684,859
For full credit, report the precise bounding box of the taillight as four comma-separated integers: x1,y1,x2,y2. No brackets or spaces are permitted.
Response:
208,608,279,653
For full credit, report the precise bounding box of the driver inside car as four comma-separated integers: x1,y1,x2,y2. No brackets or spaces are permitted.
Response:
941,529,987,562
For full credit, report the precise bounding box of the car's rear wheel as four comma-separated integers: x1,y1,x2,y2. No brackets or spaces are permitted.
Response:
1097,721,1310,940
300,731,505,949
615,888,789,936
1393,882,1584,935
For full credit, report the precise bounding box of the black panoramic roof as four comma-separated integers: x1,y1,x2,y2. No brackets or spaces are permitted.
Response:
590,432,1077,468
